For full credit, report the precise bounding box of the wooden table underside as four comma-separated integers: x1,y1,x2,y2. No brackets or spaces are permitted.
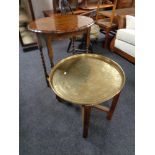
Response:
28,15,94,83
36,27,91,85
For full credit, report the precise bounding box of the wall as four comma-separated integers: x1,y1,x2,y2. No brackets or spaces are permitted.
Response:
31,0,53,18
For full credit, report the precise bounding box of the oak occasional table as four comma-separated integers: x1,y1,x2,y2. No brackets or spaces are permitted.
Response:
28,15,94,86
49,54,125,138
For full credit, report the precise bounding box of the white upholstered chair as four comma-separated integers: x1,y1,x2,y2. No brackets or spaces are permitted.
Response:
110,15,135,63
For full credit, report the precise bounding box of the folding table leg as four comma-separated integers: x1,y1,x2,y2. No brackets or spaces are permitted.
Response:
107,92,120,120
82,105,91,138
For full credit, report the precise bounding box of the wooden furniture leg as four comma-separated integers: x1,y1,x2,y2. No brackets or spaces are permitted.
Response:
82,105,91,138
45,34,54,68
104,28,110,48
107,92,120,120
67,38,72,53
37,34,50,87
72,36,76,54
39,46,50,87
86,27,91,53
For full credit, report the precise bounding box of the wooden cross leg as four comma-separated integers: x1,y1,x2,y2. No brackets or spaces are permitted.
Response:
81,93,120,138
82,105,92,138
92,92,121,120
107,93,120,120
92,93,120,120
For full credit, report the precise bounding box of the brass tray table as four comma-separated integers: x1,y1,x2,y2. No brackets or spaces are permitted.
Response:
49,54,125,138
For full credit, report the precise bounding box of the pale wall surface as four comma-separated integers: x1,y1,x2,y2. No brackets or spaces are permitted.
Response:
31,0,53,19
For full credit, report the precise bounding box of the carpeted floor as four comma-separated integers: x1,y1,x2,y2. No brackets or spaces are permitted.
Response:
19,37,135,155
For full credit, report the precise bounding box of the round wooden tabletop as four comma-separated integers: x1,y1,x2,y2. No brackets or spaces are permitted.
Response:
28,15,94,34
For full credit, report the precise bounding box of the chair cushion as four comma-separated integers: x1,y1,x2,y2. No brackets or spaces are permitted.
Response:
115,39,135,57
76,24,100,40
90,24,100,39
116,28,135,45
126,15,135,29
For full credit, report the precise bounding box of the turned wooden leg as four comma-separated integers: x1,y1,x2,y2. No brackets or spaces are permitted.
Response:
45,34,54,68
107,93,120,120
86,27,91,53
37,34,49,87
82,105,91,138
72,36,76,54
39,46,50,87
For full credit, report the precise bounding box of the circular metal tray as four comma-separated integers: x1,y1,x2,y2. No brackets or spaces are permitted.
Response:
49,54,125,105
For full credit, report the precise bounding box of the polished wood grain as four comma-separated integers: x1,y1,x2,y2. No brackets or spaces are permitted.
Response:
28,15,94,34
28,15,94,86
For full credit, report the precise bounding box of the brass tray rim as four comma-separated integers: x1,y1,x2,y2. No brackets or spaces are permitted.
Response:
49,53,126,105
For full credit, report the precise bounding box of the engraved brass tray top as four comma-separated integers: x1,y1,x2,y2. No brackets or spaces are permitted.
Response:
49,54,125,105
